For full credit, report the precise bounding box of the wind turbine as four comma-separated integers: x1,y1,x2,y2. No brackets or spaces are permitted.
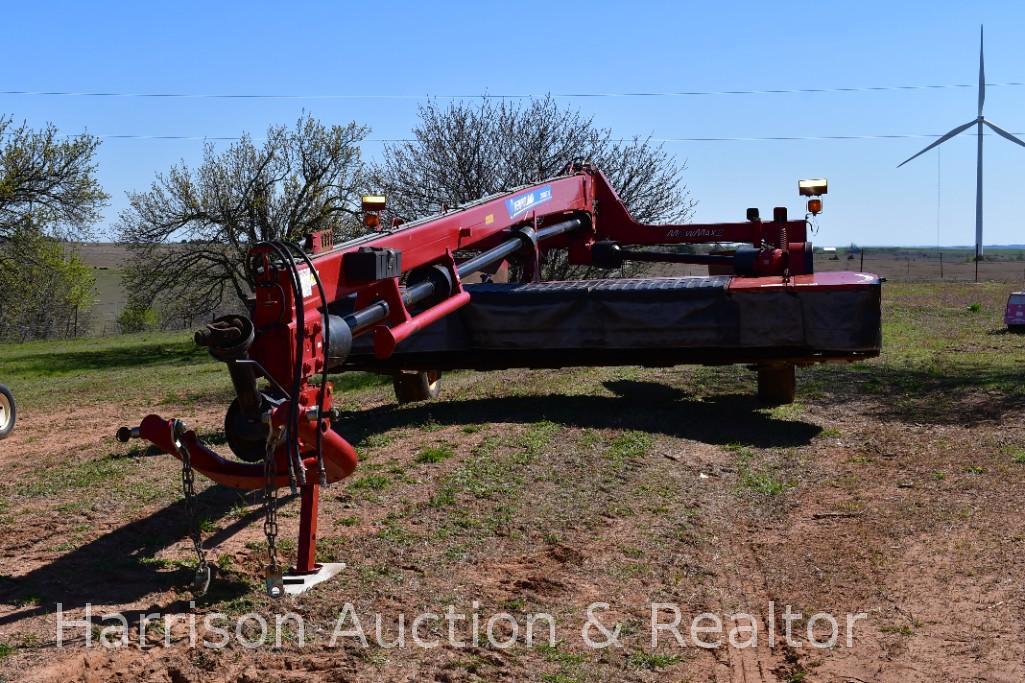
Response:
898,26,1025,278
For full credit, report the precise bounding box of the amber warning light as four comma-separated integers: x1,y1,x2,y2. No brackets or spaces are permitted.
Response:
799,178,827,216
362,194,387,229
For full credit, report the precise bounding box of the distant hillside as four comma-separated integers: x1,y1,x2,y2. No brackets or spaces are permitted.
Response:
71,243,132,336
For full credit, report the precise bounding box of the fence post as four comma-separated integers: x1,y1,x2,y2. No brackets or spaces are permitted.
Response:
860,250,864,273
940,252,943,279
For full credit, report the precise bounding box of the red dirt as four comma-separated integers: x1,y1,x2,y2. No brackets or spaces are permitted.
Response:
1,363,1023,682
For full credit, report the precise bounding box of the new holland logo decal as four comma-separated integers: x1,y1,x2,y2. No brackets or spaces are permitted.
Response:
505,185,553,219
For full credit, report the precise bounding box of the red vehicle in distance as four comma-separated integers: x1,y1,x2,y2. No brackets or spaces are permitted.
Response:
1005,292,1025,331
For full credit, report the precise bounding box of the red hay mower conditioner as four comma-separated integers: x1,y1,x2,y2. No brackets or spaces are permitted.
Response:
116,165,880,596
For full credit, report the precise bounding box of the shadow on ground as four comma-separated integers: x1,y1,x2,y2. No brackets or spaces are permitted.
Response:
0,378,815,630
0,486,292,630
340,379,822,449
3,341,206,377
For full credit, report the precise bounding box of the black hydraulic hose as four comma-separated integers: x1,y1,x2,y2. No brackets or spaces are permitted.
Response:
455,238,524,278
343,301,390,334
275,240,331,487
456,216,587,277
255,241,305,490
534,216,587,241
276,242,307,488
403,280,436,306
340,279,437,339
340,214,587,337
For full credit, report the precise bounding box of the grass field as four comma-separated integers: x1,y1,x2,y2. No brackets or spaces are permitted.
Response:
1,281,1023,681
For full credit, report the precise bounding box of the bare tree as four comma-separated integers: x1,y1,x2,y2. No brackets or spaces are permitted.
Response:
118,114,368,316
371,97,695,279
0,117,107,239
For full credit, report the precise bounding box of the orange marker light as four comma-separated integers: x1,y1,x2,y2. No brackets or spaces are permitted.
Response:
362,195,387,212
807,198,823,215
362,194,386,230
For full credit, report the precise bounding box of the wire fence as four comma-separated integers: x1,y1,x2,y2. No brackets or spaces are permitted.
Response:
815,251,1025,283
646,250,1025,284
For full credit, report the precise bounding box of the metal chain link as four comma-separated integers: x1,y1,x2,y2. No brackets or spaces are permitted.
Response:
263,421,285,597
780,223,791,284
313,400,328,487
172,420,211,596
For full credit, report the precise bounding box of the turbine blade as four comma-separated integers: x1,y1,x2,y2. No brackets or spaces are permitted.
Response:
983,119,1025,149
897,119,977,167
979,25,986,116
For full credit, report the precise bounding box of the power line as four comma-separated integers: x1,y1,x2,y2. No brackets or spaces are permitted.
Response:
97,134,243,140
5,81,1025,100
85,132,1020,143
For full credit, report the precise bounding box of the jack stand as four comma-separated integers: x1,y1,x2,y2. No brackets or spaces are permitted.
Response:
277,483,346,596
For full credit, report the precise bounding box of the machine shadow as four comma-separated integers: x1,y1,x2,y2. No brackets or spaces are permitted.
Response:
340,378,821,449
0,379,815,630
0,486,275,629
5,341,207,375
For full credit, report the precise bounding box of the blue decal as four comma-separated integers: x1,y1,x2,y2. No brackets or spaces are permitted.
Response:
505,185,553,219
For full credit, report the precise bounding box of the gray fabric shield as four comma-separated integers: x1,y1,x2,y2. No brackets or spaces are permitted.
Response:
346,276,881,366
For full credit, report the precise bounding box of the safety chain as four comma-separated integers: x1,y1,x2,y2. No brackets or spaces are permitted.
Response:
314,398,328,488
779,223,791,285
263,420,285,597
172,420,211,596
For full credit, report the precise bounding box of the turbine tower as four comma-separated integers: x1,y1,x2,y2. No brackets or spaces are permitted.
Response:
898,26,1025,277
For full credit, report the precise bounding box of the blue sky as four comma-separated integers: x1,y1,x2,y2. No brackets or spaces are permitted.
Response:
3,1,1025,247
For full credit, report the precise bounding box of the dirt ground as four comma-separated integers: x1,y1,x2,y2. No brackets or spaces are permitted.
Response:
1,282,1024,682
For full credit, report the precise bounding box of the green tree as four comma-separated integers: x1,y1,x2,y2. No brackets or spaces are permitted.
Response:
0,117,107,239
0,117,106,340
116,300,158,334
0,225,96,340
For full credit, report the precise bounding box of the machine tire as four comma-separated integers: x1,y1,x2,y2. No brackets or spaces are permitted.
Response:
0,384,16,440
757,364,796,405
393,370,442,404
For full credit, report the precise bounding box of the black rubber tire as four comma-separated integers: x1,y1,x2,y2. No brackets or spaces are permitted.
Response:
393,370,442,404
0,384,16,440
757,365,796,405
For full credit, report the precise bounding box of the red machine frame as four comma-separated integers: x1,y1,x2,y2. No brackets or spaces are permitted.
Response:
118,166,866,591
